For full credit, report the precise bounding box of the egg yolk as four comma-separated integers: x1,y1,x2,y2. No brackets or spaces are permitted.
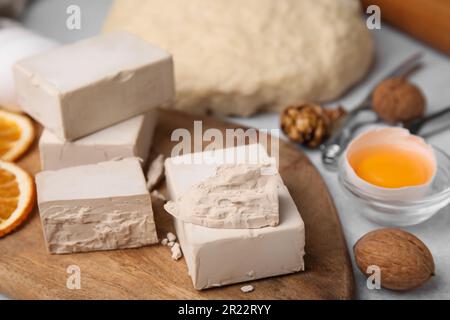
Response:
349,145,433,188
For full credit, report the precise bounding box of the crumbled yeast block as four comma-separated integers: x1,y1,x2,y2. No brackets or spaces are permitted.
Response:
165,144,305,290
164,163,279,229
39,110,157,170
36,158,158,254
14,31,174,140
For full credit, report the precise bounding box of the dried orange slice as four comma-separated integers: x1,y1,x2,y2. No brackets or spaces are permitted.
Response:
0,109,35,161
0,161,35,237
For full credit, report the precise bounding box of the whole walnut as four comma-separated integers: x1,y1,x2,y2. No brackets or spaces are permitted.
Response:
280,103,346,148
372,77,426,123
354,228,435,291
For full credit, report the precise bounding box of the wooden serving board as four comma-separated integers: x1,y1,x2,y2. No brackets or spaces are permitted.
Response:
0,110,354,299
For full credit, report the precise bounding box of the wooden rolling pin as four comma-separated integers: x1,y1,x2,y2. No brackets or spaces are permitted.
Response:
361,0,450,56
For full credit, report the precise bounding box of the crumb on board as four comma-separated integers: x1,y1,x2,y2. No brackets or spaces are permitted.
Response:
171,243,182,260
240,285,254,293
167,232,177,242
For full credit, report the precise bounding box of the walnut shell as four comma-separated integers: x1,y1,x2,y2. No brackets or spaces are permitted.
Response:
354,228,435,291
372,77,426,123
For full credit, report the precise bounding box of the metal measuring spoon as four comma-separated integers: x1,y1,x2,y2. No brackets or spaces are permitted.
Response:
321,53,424,170
404,105,450,136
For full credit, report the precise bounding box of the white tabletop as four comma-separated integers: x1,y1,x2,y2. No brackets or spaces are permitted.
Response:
2,0,448,300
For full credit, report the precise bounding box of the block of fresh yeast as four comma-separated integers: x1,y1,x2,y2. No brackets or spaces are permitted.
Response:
14,31,174,140
36,158,158,254
164,144,305,290
39,110,157,170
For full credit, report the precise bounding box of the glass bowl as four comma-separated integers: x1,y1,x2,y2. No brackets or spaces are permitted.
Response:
338,145,450,226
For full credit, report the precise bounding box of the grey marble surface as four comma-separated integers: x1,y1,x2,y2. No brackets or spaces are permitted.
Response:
1,0,448,300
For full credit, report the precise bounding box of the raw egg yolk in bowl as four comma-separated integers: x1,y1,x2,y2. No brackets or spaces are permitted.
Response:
343,127,437,201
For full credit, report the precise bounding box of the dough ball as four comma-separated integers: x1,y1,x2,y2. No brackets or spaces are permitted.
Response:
104,0,374,116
